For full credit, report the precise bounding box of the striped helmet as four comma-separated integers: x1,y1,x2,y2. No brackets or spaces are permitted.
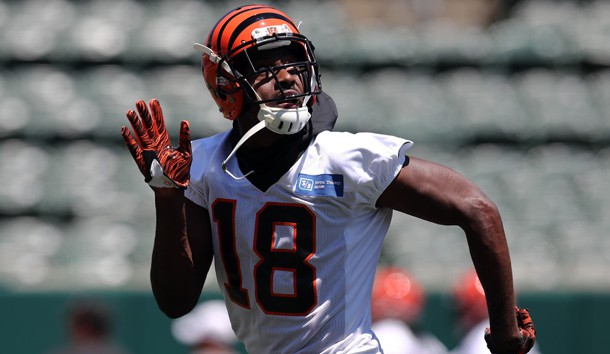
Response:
196,4,321,120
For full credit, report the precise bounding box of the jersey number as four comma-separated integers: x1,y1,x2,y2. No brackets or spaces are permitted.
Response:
212,200,317,316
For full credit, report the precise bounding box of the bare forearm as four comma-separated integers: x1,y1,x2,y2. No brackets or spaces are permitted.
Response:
150,189,205,318
463,200,521,348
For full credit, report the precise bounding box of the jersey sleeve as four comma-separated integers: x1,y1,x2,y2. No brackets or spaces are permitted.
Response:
325,132,413,209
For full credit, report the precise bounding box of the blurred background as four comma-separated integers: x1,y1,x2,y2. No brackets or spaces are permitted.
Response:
0,0,609,352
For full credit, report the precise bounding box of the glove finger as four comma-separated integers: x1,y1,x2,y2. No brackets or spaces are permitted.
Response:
136,99,157,143
126,108,151,148
178,120,191,155
517,308,535,331
149,98,168,140
121,126,147,175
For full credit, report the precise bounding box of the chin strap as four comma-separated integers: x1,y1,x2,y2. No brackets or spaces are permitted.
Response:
254,87,312,135
257,104,311,135
221,120,266,180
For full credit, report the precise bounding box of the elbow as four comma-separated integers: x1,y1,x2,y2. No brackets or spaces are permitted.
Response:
460,191,502,233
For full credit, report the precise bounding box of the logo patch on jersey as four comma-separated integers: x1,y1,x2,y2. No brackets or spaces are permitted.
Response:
296,174,343,197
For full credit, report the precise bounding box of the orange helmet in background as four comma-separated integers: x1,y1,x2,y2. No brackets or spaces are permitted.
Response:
371,267,425,324
452,269,489,329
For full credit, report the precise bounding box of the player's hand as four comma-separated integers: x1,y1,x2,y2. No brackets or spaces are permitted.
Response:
484,307,536,354
121,99,191,189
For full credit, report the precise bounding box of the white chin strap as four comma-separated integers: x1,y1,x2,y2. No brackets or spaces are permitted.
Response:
257,103,311,135
221,101,311,180
221,120,266,180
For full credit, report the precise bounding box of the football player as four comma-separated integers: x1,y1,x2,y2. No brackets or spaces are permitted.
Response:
121,4,535,354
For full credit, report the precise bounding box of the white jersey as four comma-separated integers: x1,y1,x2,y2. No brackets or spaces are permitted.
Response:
186,130,412,354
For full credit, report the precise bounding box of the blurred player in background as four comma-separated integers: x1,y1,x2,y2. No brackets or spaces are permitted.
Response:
47,298,129,354
171,299,240,354
451,269,541,354
371,266,448,354
121,4,536,354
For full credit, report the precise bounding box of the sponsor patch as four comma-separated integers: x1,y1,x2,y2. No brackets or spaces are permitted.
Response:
296,174,343,197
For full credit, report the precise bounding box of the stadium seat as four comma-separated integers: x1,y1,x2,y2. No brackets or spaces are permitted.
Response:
0,217,64,288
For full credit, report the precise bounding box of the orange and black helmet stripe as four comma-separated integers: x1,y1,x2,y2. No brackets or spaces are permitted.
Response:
206,4,299,56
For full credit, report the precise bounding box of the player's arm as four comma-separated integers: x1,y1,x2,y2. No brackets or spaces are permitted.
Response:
149,188,214,318
377,157,523,352
121,99,214,318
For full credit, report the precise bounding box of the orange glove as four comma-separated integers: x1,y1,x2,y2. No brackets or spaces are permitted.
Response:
484,307,536,354
121,99,191,189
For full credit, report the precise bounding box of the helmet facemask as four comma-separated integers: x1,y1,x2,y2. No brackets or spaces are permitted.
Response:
229,40,319,104
219,35,321,135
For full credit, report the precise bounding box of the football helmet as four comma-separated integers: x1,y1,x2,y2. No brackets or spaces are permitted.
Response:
194,4,321,132
452,270,489,329
371,267,425,324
